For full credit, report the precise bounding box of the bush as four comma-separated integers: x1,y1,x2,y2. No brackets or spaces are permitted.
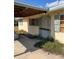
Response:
24,34,38,39
18,30,27,35
35,40,64,55
42,41,64,55
34,40,47,48
34,37,54,47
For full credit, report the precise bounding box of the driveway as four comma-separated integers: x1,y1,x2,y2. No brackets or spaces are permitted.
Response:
14,35,64,59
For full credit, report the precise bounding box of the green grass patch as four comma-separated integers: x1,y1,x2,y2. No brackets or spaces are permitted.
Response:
42,41,64,55
35,40,64,55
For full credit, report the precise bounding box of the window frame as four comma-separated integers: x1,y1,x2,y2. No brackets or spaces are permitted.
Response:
19,19,23,26
29,19,39,26
54,14,64,32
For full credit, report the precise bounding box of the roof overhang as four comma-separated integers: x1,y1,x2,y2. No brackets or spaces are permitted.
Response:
49,3,64,12
14,2,48,17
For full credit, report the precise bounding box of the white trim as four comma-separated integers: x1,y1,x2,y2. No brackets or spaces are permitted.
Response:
14,2,48,11
49,3,64,12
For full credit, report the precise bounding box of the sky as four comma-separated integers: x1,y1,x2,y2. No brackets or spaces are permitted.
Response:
15,0,57,8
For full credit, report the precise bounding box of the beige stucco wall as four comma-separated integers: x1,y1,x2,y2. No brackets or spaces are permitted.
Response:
55,32,64,43
14,26,18,32
40,16,51,29
18,17,29,32
17,9,64,43
18,17,39,35
49,9,64,43
50,14,55,39
28,26,39,35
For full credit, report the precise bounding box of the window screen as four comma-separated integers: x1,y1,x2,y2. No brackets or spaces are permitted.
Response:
54,15,60,32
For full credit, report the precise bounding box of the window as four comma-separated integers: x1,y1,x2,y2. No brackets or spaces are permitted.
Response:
54,14,64,32
60,15,64,32
29,19,39,26
14,20,18,26
19,19,23,26
54,15,60,32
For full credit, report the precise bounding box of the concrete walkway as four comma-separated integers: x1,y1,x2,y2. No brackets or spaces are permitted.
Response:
14,36,64,59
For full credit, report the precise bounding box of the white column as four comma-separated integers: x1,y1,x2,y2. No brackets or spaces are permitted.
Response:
23,17,29,32
50,15,55,39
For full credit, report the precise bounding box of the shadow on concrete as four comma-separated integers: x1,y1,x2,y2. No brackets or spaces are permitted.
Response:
14,35,40,57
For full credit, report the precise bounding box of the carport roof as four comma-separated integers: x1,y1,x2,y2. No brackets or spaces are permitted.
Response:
14,2,48,17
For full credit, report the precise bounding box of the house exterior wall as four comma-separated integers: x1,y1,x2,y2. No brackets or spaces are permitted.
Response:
49,9,64,43
18,17,29,32
17,9,64,43
40,16,51,29
18,17,39,35
39,16,51,38
50,14,55,39
28,26,39,35
14,26,18,32
55,32,64,43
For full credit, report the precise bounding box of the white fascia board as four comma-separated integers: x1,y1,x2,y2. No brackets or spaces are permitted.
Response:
14,17,23,21
49,3,64,12
14,2,48,11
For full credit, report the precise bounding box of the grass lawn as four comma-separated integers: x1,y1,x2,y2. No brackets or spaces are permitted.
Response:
34,40,64,56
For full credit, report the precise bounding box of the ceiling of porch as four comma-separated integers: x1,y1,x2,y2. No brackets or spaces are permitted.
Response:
14,2,47,17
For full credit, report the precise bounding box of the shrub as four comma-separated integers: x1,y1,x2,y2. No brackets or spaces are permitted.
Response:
18,30,27,35
34,40,47,48
34,38,54,48
24,34,38,39
42,41,64,55
35,40,64,55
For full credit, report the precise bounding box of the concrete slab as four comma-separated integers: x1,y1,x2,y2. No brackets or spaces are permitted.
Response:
14,36,64,59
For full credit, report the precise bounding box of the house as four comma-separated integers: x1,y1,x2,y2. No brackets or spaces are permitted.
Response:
47,0,64,43
14,0,64,43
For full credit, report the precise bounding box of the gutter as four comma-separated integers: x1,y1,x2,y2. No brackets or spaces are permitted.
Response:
14,2,48,11
48,3,64,12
